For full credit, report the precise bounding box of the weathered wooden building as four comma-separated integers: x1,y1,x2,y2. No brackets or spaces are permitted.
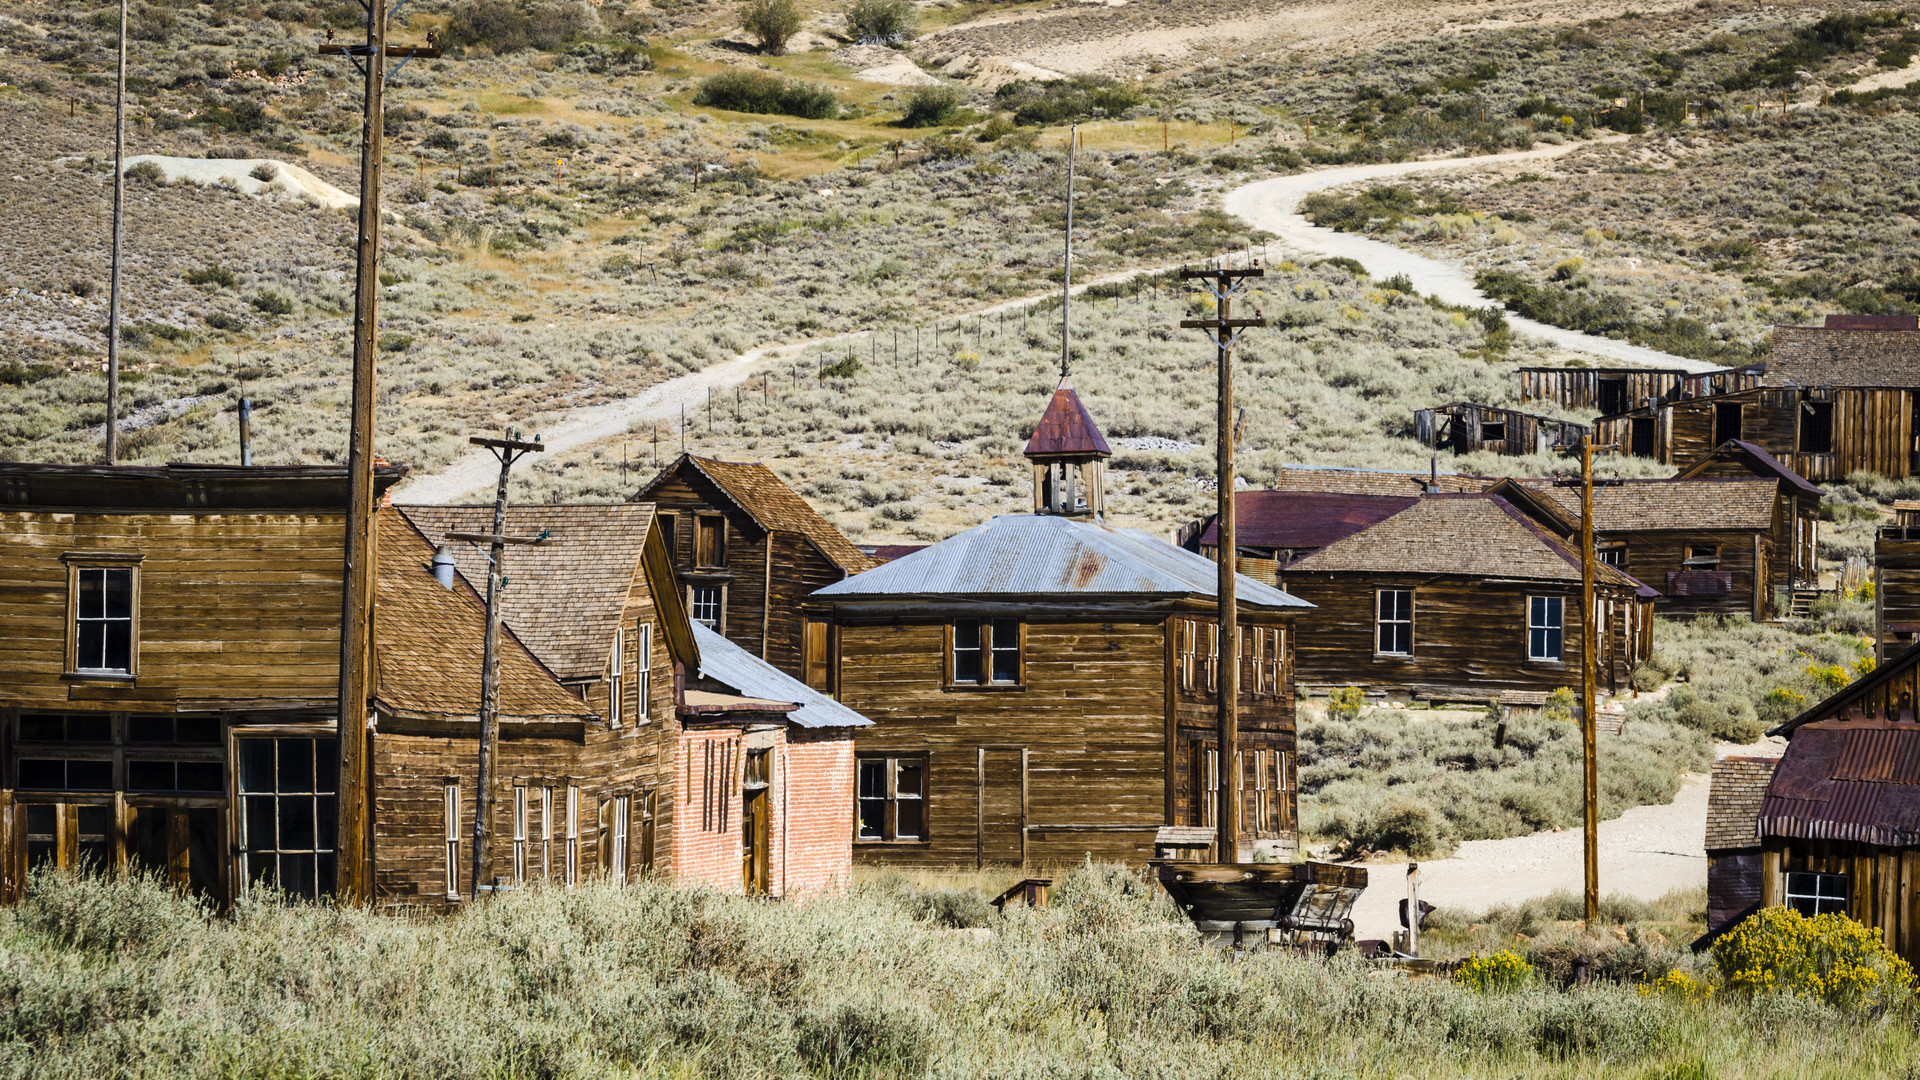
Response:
807,380,1313,866
1280,493,1655,700
1414,402,1589,457
1674,440,1824,598
1518,365,1763,415
1185,491,1417,585
1703,755,1779,941
0,465,866,907
635,454,873,676
1493,476,1790,620
1752,647,1920,966
1878,522,1920,662
1597,316,1920,480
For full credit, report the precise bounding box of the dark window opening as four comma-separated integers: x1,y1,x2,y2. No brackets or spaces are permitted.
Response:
1801,401,1834,454
20,713,111,743
1597,378,1628,416
1630,416,1657,458
1785,871,1848,917
1480,422,1508,442
1685,545,1721,568
1598,546,1626,568
18,758,113,791
1714,402,1744,447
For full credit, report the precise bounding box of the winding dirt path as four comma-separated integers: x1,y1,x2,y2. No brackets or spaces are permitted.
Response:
401,138,1705,502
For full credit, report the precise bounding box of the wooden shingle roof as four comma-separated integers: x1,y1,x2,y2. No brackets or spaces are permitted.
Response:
396,504,654,683
1272,464,1484,497
1706,756,1777,851
1285,493,1648,592
373,511,593,724
1522,478,1778,532
1767,324,1920,387
666,455,874,574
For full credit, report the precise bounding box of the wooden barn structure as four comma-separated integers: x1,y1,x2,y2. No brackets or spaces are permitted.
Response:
807,379,1312,866
1703,755,1780,942
1751,645,1920,966
1414,402,1588,457
0,464,866,908
1279,493,1655,701
635,454,874,678
1492,475,1792,620
1596,316,1920,480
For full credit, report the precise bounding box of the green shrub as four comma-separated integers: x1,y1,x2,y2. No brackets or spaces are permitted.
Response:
379,334,415,353
994,76,1144,126
740,0,803,55
695,71,839,120
442,0,586,54
124,159,164,184
249,290,293,315
204,312,245,331
1327,686,1365,721
818,355,862,378
846,0,916,44
1713,907,1915,1009
185,264,237,288
900,85,961,128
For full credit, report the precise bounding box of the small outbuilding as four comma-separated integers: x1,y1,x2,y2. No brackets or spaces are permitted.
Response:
1414,402,1588,457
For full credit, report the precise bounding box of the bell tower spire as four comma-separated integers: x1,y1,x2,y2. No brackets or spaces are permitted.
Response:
1024,379,1111,519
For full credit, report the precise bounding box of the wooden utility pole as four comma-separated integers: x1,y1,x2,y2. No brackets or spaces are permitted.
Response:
446,433,546,901
1179,262,1265,863
105,0,127,464
1061,122,1076,375
1580,439,1600,925
321,1,438,904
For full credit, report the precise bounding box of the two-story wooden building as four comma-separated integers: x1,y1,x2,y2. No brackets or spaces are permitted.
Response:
635,454,873,676
806,380,1313,866
1279,493,1655,701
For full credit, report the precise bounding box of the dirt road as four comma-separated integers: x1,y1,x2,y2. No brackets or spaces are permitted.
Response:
1222,140,1723,373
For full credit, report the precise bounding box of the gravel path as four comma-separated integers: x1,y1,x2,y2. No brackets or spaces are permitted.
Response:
1347,738,1784,939
1222,140,1724,373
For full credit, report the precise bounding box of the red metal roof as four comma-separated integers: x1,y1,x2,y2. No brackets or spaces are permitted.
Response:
1196,491,1416,554
1759,718,1920,847
1023,380,1112,458
1824,314,1920,330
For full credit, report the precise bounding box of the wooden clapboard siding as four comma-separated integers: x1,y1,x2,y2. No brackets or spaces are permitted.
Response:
1281,574,1636,700
644,471,773,652
1878,533,1920,661
1602,386,1918,482
1415,403,1587,457
1607,529,1769,619
760,532,849,678
1762,838,1920,967
0,511,346,709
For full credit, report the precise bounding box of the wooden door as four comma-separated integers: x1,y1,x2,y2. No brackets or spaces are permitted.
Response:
742,750,770,895
126,805,224,900
975,746,1026,868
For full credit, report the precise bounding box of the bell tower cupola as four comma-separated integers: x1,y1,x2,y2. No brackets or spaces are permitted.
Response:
1024,378,1111,518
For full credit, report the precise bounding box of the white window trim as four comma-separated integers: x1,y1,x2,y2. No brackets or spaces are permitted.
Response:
636,622,653,723
1527,595,1565,663
609,627,624,727
1376,589,1414,657
512,785,528,886
443,783,461,900
564,785,579,888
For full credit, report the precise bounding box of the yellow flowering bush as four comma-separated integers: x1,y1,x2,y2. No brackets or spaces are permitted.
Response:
1327,686,1365,722
1638,968,1713,1002
1455,950,1531,992
1711,907,1915,1010
1806,663,1851,691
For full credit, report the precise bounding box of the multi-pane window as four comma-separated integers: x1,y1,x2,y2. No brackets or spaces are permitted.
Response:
855,756,926,841
609,627,624,726
951,619,1020,686
1528,596,1564,662
72,566,136,674
1250,627,1284,696
1785,871,1849,917
539,786,554,882
694,515,726,568
1177,620,1197,691
634,622,653,721
512,785,528,886
236,735,339,900
601,795,629,886
1376,589,1413,656
565,785,580,888
443,783,461,899
690,586,722,630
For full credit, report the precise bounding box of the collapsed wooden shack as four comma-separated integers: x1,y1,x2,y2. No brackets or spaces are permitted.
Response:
1414,402,1589,457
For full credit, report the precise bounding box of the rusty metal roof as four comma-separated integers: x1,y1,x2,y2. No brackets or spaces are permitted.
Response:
691,623,871,729
814,513,1310,607
1023,379,1112,459
1194,491,1417,553
1758,718,1920,847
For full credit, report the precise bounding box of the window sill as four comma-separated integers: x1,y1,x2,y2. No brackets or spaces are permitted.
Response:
62,671,137,683
943,683,1026,693
855,838,932,846
1372,653,1414,661
1526,659,1567,667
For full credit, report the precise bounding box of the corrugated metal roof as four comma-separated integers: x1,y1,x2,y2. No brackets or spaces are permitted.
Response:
815,513,1312,608
1023,379,1112,458
691,623,871,729
1196,491,1417,551
1758,719,1920,847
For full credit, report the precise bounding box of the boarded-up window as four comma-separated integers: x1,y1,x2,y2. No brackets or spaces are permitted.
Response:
1528,596,1564,662
1376,589,1413,656
803,621,833,692
1801,401,1834,454
856,755,926,841
694,515,726,568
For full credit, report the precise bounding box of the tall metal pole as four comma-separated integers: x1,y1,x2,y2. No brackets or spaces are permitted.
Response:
104,0,126,463
335,0,386,905
446,436,545,902
1061,122,1075,378
1581,439,1599,925
1180,265,1265,863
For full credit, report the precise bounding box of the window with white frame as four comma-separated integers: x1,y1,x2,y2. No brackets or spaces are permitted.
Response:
564,785,579,887
690,586,722,629
539,786,553,882
443,783,460,900
512,785,528,886
635,622,653,721
70,563,138,675
1785,871,1849,917
1376,589,1413,656
1528,596,1564,662
608,628,624,727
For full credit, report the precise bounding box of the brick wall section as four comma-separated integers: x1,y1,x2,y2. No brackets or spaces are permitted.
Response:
671,728,746,893
779,728,855,898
